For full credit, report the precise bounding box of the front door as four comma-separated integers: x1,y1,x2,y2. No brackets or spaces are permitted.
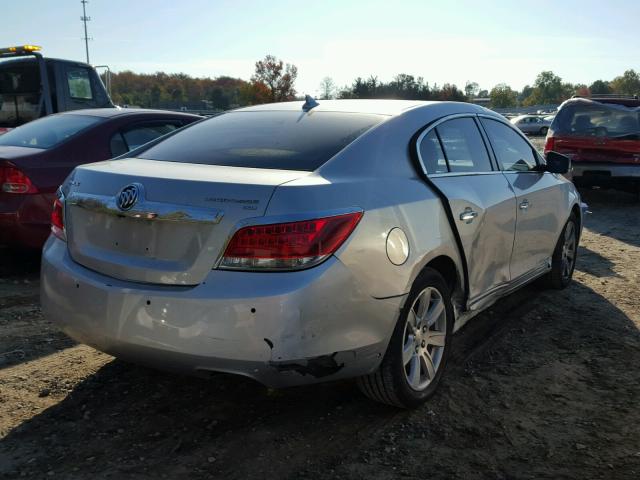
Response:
479,117,563,280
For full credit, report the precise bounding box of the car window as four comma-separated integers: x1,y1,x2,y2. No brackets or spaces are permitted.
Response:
552,101,640,139
435,117,493,173
0,113,102,149
120,123,179,151
110,132,128,157
481,118,538,172
419,130,448,174
66,68,93,100
138,111,386,171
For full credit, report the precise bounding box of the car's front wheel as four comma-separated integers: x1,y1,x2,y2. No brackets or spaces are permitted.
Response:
541,214,578,289
540,126,549,136
357,268,453,408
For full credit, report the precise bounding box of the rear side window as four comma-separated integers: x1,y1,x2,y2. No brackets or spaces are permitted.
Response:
110,123,180,157
435,118,493,173
138,111,386,171
419,130,448,174
0,114,101,149
66,68,93,100
552,101,640,139
481,118,538,172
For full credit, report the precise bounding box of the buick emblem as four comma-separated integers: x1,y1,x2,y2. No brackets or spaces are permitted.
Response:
116,183,142,211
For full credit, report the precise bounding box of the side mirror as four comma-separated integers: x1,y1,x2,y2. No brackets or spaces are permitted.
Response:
544,151,571,174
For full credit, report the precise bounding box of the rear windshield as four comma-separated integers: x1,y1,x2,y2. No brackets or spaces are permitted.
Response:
138,111,386,171
0,63,42,128
552,100,640,140
0,113,102,149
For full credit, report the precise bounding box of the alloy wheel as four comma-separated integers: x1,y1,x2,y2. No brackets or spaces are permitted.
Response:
402,286,447,391
561,221,577,280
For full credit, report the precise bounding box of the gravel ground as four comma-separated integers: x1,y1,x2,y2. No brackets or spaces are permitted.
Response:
1,145,639,478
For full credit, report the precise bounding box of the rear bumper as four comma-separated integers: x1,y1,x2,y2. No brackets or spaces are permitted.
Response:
572,162,640,178
572,163,640,190
41,237,403,387
0,193,54,248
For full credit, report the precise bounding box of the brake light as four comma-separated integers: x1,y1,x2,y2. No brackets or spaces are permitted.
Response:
544,136,555,154
51,198,66,241
0,166,38,194
219,212,363,270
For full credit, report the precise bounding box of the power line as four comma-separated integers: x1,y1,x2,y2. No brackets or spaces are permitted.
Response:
80,0,92,64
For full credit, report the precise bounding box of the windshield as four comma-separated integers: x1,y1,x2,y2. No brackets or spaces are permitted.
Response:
138,111,386,171
0,63,42,128
551,100,640,140
0,114,102,149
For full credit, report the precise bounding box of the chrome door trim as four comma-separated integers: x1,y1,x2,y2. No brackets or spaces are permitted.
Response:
414,113,500,178
66,192,224,224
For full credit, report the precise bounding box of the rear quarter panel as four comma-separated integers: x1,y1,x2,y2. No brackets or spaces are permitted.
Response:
266,105,482,301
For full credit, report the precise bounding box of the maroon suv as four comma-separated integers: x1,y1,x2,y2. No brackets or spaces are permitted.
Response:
545,95,640,194
0,108,201,248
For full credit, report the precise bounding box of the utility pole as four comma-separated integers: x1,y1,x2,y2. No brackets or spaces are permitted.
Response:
80,0,92,64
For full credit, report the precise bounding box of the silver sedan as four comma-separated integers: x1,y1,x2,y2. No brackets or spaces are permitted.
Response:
510,114,552,135
41,99,582,408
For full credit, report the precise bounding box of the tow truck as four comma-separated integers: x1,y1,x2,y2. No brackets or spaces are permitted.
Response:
0,44,113,134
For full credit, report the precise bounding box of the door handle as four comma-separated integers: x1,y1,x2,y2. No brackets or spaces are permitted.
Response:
519,200,530,210
459,208,478,224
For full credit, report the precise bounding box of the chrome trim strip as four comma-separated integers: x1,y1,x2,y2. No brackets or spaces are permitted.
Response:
66,192,224,224
414,113,479,178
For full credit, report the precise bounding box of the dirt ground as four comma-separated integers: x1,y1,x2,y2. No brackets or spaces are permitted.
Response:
1,166,639,477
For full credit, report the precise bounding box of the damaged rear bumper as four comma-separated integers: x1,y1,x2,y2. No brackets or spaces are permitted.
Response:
41,236,403,387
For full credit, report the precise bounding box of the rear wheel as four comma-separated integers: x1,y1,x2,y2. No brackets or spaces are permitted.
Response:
357,268,453,408
540,126,549,136
541,214,578,289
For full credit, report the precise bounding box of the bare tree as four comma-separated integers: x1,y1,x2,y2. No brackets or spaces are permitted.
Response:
318,77,336,100
252,55,298,102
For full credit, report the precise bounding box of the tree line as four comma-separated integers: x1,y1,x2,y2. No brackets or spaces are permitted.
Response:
107,54,640,110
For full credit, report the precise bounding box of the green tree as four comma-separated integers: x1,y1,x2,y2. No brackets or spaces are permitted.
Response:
464,81,479,99
610,69,640,95
524,71,566,105
589,80,611,95
252,54,298,102
489,84,517,108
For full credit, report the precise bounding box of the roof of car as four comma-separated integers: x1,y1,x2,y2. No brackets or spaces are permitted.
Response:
563,97,640,108
237,99,460,116
63,108,203,119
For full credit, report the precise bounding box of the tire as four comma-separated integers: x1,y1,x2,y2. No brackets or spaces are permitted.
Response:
540,214,578,289
540,126,549,136
357,268,454,408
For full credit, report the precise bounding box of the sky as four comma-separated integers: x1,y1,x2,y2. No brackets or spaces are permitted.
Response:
2,0,639,96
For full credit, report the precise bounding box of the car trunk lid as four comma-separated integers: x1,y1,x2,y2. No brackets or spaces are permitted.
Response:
65,158,307,285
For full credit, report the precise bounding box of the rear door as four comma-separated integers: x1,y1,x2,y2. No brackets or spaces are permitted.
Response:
479,116,563,280
418,116,517,302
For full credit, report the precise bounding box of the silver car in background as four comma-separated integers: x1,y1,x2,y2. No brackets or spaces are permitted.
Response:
511,114,552,135
41,99,582,408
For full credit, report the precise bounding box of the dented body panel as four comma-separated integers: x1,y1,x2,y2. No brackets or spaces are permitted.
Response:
40,99,582,387
41,236,403,386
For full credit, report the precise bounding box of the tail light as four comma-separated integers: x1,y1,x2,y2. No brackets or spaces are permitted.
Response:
544,136,555,155
219,211,363,271
0,166,38,194
51,197,66,241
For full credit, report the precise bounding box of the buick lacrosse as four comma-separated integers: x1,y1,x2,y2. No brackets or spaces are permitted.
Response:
41,99,582,408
